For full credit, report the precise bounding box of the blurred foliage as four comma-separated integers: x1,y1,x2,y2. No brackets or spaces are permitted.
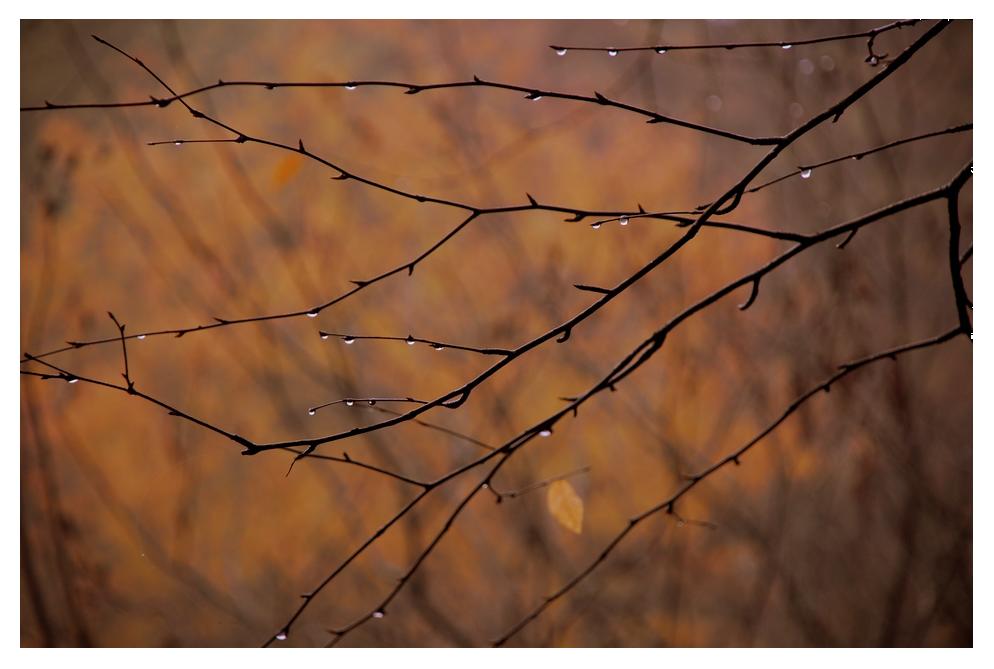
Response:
21,19,971,647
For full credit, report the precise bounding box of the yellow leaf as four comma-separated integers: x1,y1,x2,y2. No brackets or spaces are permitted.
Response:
271,154,304,188
547,480,583,534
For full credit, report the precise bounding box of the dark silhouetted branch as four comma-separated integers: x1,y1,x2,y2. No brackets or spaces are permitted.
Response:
493,324,963,646
548,19,920,56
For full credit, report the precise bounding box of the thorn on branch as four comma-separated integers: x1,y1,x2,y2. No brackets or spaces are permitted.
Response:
574,283,612,295
526,193,538,206
836,228,858,249
737,278,760,311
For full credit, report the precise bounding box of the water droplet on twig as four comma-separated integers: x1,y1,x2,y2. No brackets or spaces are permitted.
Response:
607,49,619,57
800,168,813,179
555,48,567,56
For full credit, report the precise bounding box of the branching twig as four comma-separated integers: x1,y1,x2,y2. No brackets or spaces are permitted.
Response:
548,19,920,56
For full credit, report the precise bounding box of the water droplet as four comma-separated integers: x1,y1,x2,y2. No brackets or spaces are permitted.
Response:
782,44,792,50
320,333,329,340
345,400,355,407
343,336,356,344
555,48,567,56
372,610,385,619
306,310,318,318
655,48,666,55
345,83,357,90
276,632,287,641
173,141,182,146
368,400,377,406
529,94,542,101
137,334,146,340
406,336,416,346
868,55,879,66
607,49,619,57
800,168,812,179
481,483,489,489
431,343,445,351
619,216,629,226
539,429,552,437
307,409,316,416
67,377,79,384
591,223,602,230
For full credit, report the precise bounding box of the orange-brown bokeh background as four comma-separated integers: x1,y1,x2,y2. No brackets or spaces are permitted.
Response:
21,19,972,647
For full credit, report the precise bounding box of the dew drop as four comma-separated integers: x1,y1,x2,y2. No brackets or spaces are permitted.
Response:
782,44,792,50
345,83,357,90
800,168,812,179
539,429,552,438
530,95,542,101
345,400,355,407
67,377,79,384
276,632,287,641
607,49,619,57
555,48,567,56
481,483,489,489
591,223,602,230
619,216,629,226
372,610,385,619
368,400,377,406
306,310,319,318
868,55,879,66
307,409,316,416
431,343,445,351
137,334,146,340
406,336,416,346
655,48,667,55
343,336,356,344
320,333,330,340
173,141,182,146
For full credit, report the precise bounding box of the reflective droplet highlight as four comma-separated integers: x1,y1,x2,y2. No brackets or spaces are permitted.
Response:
800,168,812,179
307,409,316,416
306,311,319,318
343,336,356,344
591,223,602,230
372,610,385,619
539,429,552,437
782,44,792,50
174,141,182,146
431,343,445,351
368,400,376,406
619,216,629,226
555,48,567,56
607,49,619,57
137,334,146,340
406,336,416,346
67,377,79,384
276,632,287,641
345,400,355,407
655,48,667,54
345,83,357,90
320,333,329,340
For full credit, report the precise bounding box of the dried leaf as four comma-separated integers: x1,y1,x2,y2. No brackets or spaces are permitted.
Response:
547,480,583,534
271,154,304,188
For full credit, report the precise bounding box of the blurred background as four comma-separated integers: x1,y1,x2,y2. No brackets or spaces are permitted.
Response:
20,19,972,647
